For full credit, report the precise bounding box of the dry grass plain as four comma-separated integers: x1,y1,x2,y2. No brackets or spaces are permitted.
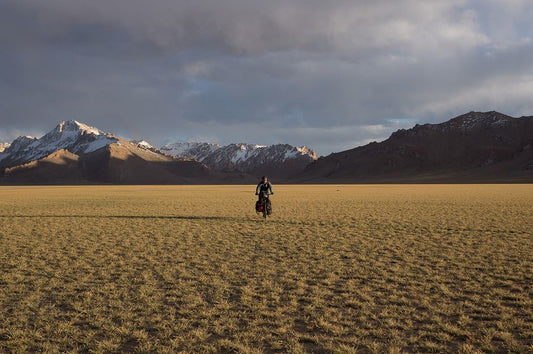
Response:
0,185,532,353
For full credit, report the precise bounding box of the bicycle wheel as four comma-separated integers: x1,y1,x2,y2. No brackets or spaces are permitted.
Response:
262,199,268,218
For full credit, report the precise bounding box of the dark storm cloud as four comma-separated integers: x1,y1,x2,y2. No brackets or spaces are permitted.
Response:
0,0,532,154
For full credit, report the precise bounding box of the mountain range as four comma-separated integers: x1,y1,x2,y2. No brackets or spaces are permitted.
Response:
0,121,211,184
0,120,316,184
160,141,317,178
300,111,533,183
1,111,532,184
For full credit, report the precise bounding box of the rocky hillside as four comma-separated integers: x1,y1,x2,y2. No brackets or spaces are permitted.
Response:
299,111,533,183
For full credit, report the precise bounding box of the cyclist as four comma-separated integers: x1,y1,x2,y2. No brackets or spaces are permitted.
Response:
255,176,273,214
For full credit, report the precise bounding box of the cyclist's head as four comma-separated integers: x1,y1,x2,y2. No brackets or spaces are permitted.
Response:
261,176,268,183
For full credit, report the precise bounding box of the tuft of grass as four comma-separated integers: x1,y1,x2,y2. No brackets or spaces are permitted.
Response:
0,184,532,352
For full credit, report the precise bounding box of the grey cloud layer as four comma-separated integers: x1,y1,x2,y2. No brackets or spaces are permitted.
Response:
0,0,532,154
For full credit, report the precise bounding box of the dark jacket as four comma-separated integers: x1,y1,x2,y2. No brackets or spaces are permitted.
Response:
256,181,273,197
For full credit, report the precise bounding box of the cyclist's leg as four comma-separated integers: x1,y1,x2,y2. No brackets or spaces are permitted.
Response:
267,198,272,215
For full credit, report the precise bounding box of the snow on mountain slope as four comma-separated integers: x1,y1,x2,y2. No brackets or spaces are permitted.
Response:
0,143,9,153
0,143,10,162
161,141,318,176
160,141,221,161
0,120,118,168
0,119,318,180
132,140,154,149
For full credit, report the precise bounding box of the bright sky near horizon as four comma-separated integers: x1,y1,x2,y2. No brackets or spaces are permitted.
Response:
1,0,532,155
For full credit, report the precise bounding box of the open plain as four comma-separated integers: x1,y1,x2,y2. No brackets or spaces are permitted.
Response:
0,185,532,352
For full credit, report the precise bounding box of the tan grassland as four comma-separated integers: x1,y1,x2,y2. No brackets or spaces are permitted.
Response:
0,185,532,353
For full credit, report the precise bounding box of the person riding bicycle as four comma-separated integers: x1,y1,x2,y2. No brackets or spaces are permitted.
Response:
256,176,273,201
256,176,273,215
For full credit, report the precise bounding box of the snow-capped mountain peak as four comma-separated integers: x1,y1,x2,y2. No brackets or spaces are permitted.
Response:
295,146,318,158
131,140,154,149
160,140,318,177
55,120,102,135
4,136,38,154
160,141,221,161
0,120,118,168
1,120,319,179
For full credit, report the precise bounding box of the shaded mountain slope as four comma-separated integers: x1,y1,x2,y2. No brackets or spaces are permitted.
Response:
299,111,533,183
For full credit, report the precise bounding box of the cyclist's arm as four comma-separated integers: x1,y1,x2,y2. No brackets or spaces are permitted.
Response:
268,182,273,194
255,183,260,195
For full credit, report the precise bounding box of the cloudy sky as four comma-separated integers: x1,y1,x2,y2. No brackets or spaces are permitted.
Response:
1,0,532,155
